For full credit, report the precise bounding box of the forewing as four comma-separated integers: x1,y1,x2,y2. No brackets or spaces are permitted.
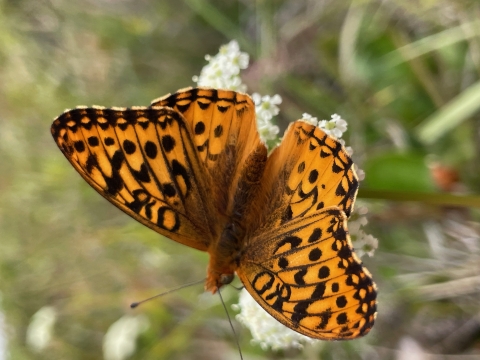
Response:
51,106,216,251
237,208,377,340
151,88,266,219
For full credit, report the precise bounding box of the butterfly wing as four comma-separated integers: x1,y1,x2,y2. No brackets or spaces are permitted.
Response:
237,208,376,339
51,106,217,250
151,88,266,221
237,121,376,339
248,121,358,235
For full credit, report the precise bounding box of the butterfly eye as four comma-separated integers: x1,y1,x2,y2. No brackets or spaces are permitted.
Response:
220,273,234,285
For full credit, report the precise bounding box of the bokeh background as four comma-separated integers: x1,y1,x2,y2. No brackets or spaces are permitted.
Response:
1,0,480,359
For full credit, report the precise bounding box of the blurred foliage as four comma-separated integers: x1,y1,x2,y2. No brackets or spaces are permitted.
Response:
1,0,480,359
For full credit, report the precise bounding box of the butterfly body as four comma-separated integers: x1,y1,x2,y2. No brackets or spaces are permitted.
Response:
52,87,376,340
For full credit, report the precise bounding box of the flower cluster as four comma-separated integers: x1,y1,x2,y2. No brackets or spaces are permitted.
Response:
233,290,316,351
192,40,280,144
192,40,249,92
302,113,348,139
348,205,379,258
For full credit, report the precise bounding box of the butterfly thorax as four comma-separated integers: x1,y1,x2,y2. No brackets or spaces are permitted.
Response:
205,221,245,293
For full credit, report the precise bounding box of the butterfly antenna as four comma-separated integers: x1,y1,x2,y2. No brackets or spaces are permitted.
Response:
218,289,243,360
130,278,205,309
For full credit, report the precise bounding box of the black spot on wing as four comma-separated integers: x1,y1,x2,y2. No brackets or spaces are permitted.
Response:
162,135,176,152
176,103,190,113
132,163,150,183
308,228,322,243
195,121,205,135
217,105,230,113
336,312,348,325
291,300,312,325
111,150,125,171
163,183,176,197
336,295,347,308
274,236,302,253
278,257,289,269
308,248,322,261
214,125,223,137
85,154,98,174
74,140,85,153
198,101,210,110
123,139,136,155
297,161,305,173
318,266,330,279
316,309,332,330
171,159,191,195
144,141,158,159
312,282,326,299
87,136,99,147
294,268,307,285
105,137,115,146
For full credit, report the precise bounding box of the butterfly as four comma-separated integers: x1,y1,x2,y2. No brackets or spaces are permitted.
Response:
51,87,377,340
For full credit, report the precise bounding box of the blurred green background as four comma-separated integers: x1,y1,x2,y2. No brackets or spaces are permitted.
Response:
1,0,480,359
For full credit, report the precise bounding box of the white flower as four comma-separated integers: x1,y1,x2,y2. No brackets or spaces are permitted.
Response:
26,306,57,352
194,41,282,145
103,315,149,360
354,164,366,181
252,93,282,119
301,113,318,126
233,289,317,351
345,145,353,156
352,229,378,258
218,40,249,70
348,210,369,234
319,113,348,138
348,206,378,258
359,233,379,257
193,40,249,92
252,93,281,143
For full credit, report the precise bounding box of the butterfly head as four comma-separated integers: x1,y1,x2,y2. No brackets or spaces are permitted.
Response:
205,271,235,294
220,273,234,285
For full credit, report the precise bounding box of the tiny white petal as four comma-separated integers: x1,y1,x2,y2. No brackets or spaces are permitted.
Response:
251,93,262,105
301,113,318,126
354,164,365,181
270,94,282,105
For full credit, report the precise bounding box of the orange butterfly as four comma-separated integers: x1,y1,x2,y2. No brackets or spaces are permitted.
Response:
51,87,377,340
